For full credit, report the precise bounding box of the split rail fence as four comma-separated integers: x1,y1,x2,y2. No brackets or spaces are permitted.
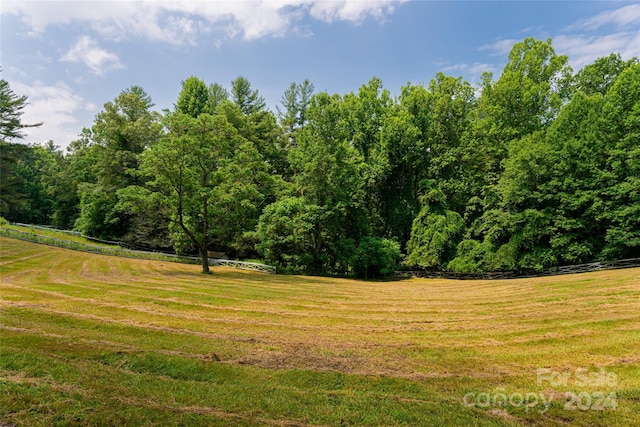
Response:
394,258,640,280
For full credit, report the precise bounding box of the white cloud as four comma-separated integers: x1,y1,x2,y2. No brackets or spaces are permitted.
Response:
555,32,640,71
443,63,497,75
8,80,87,148
308,0,402,23
478,38,519,57
565,4,640,32
440,63,497,87
554,4,640,70
60,36,124,75
477,4,640,73
2,0,406,45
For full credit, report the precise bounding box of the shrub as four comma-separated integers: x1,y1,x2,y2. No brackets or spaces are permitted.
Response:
352,237,401,279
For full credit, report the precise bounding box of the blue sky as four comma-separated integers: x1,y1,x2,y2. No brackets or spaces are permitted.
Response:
2,1,640,150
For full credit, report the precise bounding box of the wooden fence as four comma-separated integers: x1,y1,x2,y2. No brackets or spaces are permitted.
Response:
212,259,276,273
0,228,275,274
394,258,640,280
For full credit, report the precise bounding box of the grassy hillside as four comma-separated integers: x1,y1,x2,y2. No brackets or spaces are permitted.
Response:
0,222,120,247
1,237,639,426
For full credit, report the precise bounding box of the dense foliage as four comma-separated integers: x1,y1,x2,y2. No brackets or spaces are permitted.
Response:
2,38,638,276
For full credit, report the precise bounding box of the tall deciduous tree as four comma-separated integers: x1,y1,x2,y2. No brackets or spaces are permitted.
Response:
573,53,637,96
138,112,264,273
422,73,476,213
344,77,391,161
490,37,572,134
372,104,422,242
258,92,369,274
600,63,640,259
341,78,396,240
464,38,572,200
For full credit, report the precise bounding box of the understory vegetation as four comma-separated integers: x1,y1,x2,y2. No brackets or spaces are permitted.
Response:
1,38,639,275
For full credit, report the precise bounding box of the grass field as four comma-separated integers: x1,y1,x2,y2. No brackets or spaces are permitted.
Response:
1,237,639,426
0,223,120,248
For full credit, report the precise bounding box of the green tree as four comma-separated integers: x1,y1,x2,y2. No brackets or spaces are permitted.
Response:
370,75,474,245
0,79,42,142
138,112,265,273
291,92,367,217
491,37,572,135
371,104,422,242
207,82,229,113
0,79,42,218
255,196,320,273
463,38,572,201
75,87,162,240
262,92,369,274
459,92,607,272
221,77,285,177
342,78,397,240
46,131,100,228
573,53,637,96
406,184,464,269
344,77,391,161
0,141,71,225
352,237,401,279
544,92,608,263
1,142,29,218
176,76,211,118
277,79,314,150
422,73,476,213
600,63,640,259
15,142,58,224
462,60,640,271
231,76,266,116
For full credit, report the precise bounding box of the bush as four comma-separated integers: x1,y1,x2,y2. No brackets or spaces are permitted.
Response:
255,197,321,274
447,239,491,273
352,237,401,279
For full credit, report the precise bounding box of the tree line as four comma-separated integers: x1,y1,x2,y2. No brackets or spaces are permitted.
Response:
1,38,638,276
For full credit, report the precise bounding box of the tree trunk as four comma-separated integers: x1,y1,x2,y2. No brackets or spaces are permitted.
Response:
200,246,211,274
201,194,211,274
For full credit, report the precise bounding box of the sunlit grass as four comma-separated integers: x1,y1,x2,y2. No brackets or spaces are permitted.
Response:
1,237,639,426
0,222,120,248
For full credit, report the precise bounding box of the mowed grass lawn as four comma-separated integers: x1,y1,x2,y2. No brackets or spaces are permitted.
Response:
1,237,639,426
